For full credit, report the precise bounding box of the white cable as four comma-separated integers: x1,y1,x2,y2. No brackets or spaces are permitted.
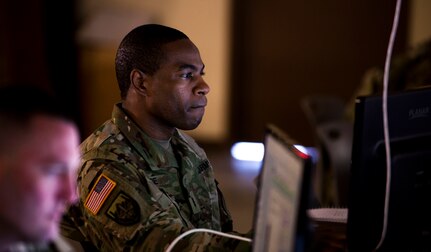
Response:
164,228,252,252
374,0,402,251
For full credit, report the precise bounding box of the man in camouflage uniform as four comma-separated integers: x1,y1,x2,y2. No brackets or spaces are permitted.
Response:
61,24,251,251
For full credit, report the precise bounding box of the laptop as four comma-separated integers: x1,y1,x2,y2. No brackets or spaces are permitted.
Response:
252,124,313,252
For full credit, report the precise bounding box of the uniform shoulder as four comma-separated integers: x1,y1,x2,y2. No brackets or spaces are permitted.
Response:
80,121,122,154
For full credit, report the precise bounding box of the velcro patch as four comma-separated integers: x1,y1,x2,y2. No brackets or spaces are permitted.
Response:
85,174,116,215
106,192,140,225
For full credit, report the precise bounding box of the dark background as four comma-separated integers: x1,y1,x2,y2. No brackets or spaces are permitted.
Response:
1,0,408,146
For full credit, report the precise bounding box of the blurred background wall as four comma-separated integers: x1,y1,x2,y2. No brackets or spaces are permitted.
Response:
1,0,431,146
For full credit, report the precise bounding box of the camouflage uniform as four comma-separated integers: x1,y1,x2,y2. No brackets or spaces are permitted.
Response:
61,103,251,251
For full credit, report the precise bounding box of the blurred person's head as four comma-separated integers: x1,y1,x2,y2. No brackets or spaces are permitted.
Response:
0,84,80,248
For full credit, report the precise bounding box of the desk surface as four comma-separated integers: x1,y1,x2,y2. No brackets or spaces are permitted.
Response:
309,217,347,252
308,208,347,252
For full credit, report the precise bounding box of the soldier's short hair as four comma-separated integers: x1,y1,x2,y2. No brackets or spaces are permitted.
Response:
0,84,75,151
115,24,189,99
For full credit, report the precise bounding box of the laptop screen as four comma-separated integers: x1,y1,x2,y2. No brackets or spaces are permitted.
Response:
252,124,312,252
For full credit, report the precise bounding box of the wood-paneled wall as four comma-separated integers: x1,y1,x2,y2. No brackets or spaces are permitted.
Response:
230,1,408,146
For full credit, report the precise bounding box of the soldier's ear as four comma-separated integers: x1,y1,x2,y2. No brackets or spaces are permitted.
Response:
130,69,149,95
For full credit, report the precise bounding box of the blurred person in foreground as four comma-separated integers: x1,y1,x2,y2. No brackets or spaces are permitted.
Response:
61,23,251,251
0,84,80,251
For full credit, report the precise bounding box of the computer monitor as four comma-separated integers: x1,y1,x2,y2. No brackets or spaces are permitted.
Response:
347,87,431,251
252,124,313,252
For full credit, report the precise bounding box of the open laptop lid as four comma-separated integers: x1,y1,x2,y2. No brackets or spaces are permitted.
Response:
252,124,312,252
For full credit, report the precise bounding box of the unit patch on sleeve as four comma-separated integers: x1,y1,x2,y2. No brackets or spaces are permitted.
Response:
85,174,116,215
106,192,140,225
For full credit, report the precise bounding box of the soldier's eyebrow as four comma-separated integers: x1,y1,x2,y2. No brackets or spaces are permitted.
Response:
42,162,68,175
178,63,205,73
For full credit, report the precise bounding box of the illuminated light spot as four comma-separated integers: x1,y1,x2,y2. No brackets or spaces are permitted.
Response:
292,144,310,159
230,142,264,162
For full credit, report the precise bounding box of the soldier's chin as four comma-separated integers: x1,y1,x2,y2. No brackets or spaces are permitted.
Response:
179,119,202,131
23,235,53,246
29,225,60,243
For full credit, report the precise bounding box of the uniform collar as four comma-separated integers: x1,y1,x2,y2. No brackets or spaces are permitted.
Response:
111,103,186,169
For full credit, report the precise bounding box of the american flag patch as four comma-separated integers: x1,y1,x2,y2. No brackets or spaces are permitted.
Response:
85,174,116,215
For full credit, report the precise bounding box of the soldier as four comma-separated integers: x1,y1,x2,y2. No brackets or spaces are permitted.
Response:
61,24,251,251
0,84,80,251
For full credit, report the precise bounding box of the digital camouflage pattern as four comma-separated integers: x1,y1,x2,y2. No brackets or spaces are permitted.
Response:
61,103,251,251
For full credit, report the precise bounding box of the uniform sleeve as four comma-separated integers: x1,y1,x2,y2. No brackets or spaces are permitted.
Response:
78,161,252,252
